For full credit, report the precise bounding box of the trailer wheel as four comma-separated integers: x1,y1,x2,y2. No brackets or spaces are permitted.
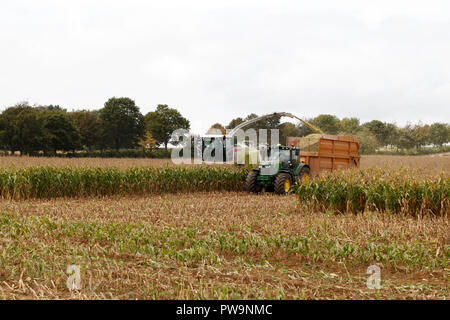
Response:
245,171,261,193
274,173,292,195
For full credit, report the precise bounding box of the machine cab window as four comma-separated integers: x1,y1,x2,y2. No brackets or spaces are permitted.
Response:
292,149,300,161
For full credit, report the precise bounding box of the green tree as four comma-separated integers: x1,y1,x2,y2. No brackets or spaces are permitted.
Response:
355,127,379,154
362,120,390,146
36,105,64,112
41,110,81,154
0,103,45,155
411,123,430,149
397,126,416,150
384,123,399,148
312,114,341,134
429,123,449,147
145,104,190,151
207,123,226,135
279,122,301,145
340,117,360,134
243,113,281,130
69,110,103,151
226,117,244,129
99,97,145,150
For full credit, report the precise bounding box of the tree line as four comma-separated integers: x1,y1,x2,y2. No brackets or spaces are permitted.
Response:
0,98,190,156
0,98,448,156
208,113,449,154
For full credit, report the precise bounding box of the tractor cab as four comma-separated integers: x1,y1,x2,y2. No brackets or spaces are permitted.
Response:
246,145,310,195
259,145,298,173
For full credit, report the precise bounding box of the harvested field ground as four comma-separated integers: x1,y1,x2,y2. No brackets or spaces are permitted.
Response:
0,193,448,299
0,154,448,300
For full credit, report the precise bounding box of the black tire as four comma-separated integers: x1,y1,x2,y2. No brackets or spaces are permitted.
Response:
296,166,310,184
245,170,261,193
274,172,292,195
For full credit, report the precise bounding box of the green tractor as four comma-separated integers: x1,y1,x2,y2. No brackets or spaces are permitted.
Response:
245,145,310,195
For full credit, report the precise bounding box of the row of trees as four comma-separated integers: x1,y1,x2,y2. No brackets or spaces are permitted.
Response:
1,99,448,156
208,114,449,154
0,98,190,155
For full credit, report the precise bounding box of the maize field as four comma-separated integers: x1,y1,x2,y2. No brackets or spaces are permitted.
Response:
297,168,449,216
0,163,448,217
0,166,248,199
0,155,448,299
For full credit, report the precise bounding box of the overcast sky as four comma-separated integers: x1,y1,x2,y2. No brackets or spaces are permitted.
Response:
1,0,449,134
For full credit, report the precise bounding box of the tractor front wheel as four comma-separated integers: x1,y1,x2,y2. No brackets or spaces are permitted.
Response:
274,173,292,195
245,170,262,193
296,166,310,185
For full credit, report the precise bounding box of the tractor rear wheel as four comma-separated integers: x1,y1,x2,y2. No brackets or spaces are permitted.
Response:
245,170,261,193
274,173,292,195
